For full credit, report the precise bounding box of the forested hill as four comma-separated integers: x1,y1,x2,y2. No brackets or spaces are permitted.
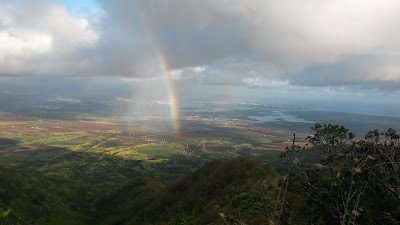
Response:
95,125,400,225
1,124,399,225
97,157,280,225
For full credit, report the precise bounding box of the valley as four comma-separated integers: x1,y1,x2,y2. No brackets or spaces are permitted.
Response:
0,96,399,224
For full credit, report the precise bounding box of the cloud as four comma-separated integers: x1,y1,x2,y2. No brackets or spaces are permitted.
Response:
242,77,289,88
288,54,400,86
2,0,400,89
96,0,400,88
156,0,400,66
0,0,99,76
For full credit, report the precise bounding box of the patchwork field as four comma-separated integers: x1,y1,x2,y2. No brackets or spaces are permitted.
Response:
0,111,312,224
0,112,305,165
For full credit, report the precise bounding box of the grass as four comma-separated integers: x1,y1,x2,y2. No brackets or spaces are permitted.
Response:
135,143,183,157
98,146,149,160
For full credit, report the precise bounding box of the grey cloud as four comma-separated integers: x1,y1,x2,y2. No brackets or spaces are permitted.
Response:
95,0,400,87
3,0,400,89
194,58,285,87
93,0,250,76
288,54,400,86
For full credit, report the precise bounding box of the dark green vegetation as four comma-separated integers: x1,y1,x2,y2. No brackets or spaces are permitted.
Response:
268,124,400,225
0,112,291,224
92,124,400,225
0,105,399,225
98,157,279,225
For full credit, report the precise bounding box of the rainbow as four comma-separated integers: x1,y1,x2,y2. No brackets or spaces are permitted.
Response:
134,4,180,132
157,54,180,132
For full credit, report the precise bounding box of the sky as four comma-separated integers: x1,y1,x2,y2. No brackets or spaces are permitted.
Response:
54,0,100,17
1,0,400,117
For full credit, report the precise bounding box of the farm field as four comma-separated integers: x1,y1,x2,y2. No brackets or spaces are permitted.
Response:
0,100,399,224
0,111,303,164
2,102,396,225
0,111,307,224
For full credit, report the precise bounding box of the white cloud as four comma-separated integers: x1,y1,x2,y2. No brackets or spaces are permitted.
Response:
0,32,52,58
0,0,100,76
3,0,400,89
242,77,289,88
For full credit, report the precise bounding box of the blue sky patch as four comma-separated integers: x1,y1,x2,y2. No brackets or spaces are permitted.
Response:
54,0,101,17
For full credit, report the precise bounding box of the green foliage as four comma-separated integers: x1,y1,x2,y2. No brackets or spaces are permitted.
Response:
283,124,400,225
0,208,11,224
2,113,399,225
99,157,279,225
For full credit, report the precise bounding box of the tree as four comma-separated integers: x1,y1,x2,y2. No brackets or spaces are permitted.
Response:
282,124,400,225
270,132,302,225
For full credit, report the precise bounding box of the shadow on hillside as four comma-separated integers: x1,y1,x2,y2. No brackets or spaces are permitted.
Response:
0,137,208,225
0,138,19,147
